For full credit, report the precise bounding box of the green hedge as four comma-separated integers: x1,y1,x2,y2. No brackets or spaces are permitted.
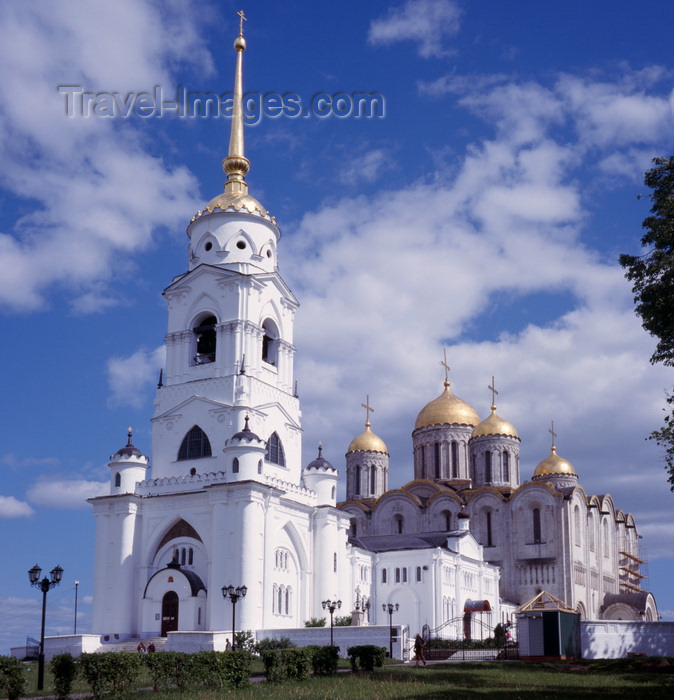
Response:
347,645,387,671
143,650,251,690
49,653,78,699
261,648,311,683
79,651,142,698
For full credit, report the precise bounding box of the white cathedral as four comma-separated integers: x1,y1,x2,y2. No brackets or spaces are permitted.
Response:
88,23,658,648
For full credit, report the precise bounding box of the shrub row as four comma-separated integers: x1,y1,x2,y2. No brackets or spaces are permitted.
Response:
260,645,340,682
45,650,252,698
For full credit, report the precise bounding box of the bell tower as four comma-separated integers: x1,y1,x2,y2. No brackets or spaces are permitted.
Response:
150,14,301,484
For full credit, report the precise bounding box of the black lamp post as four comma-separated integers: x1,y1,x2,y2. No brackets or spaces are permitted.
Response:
382,602,399,658
222,584,247,649
74,580,79,635
321,598,341,646
28,564,63,690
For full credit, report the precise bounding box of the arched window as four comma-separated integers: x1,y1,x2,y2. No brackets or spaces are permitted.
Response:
193,315,217,365
257,459,263,474
503,451,509,482
333,552,337,572
574,505,581,547
114,472,121,487
382,568,387,583
486,511,493,547
420,445,426,475
485,451,492,483
402,567,408,583
355,465,361,496
351,519,357,536
181,547,186,565
603,520,610,558
331,485,335,499
444,511,452,531
395,567,401,583
266,432,285,466
370,465,376,494
188,548,193,565
178,425,212,460
416,566,422,582
232,457,239,473
451,441,458,478
533,508,542,544
434,442,441,479
285,588,290,615
395,515,404,534
589,512,595,552
261,319,279,365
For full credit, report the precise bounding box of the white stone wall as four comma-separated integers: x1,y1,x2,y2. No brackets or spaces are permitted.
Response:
581,621,674,658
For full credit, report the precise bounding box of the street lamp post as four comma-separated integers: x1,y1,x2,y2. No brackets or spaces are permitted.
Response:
74,580,79,635
382,602,399,659
321,598,341,647
222,584,247,649
28,564,63,690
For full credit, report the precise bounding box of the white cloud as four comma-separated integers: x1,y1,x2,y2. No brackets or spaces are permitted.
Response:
368,0,462,58
0,0,210,311
108,345,166,408
0,495,34,518
27,479,108,509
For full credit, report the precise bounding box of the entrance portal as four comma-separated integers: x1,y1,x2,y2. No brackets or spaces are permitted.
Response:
161,591,179,636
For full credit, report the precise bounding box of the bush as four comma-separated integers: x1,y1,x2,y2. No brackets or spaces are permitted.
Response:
0,656,26,700
78,651,141,698
494,623,506,647
310,645,340,676
261,648,311,683
234,629,256,652
221,650,252,689
143,650,193,691
255,636,295,653
347,645,386,671
335,614,352,626
304,617,326,627
50,653,78,699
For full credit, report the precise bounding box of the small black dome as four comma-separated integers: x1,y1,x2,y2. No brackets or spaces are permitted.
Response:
230,415,262,443
112,429,143,459
305,444,336,472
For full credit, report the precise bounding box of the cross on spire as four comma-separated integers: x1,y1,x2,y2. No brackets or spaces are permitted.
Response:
488,376,498,409
361,395,374,427
440,348,451,386
237,9,247,35
549,420,557,450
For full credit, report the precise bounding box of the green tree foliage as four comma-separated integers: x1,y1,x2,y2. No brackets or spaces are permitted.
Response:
0,656,26,700
49,653,78,699
620,154,674,488
304,616,327,627
334,614,353,626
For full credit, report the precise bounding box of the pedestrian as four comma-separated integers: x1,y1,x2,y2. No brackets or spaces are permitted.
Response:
137,641,146,653
147,641,156,653
414,633,426,666
225,638,231,651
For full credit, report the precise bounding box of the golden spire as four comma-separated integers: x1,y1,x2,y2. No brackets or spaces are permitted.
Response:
361,394,374,428
488,376,498,411
222,9,250,196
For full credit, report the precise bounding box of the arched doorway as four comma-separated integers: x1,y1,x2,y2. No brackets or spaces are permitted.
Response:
161,591,179,636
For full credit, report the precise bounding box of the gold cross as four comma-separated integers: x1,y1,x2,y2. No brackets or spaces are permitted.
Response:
440,348,450,383
361,395,374,426
488,376,498,408
549,421,557,449
237,9,247,35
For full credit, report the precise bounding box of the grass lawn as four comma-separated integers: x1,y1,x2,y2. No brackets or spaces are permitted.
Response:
13,658,674,699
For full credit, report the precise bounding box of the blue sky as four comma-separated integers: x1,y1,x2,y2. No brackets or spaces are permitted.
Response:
2,0,674,653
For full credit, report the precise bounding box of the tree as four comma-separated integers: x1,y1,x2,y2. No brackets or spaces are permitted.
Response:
620,154,674,488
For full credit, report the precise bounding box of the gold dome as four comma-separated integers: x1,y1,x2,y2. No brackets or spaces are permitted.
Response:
347,424,388,454
192,192,273,222
472,407,519,439
415,380,479,430
533,447,577,478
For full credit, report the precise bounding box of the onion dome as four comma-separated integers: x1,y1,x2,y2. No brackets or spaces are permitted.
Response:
347,422,388,454
533,446,577,478
110,428,144,460
415,379,479,430
472,405,519,439
305,443,336,472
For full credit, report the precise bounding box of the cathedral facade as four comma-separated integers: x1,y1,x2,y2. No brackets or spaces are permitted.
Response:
88,23,656,648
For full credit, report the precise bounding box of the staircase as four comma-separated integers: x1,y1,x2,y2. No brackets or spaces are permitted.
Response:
97,637,166,653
